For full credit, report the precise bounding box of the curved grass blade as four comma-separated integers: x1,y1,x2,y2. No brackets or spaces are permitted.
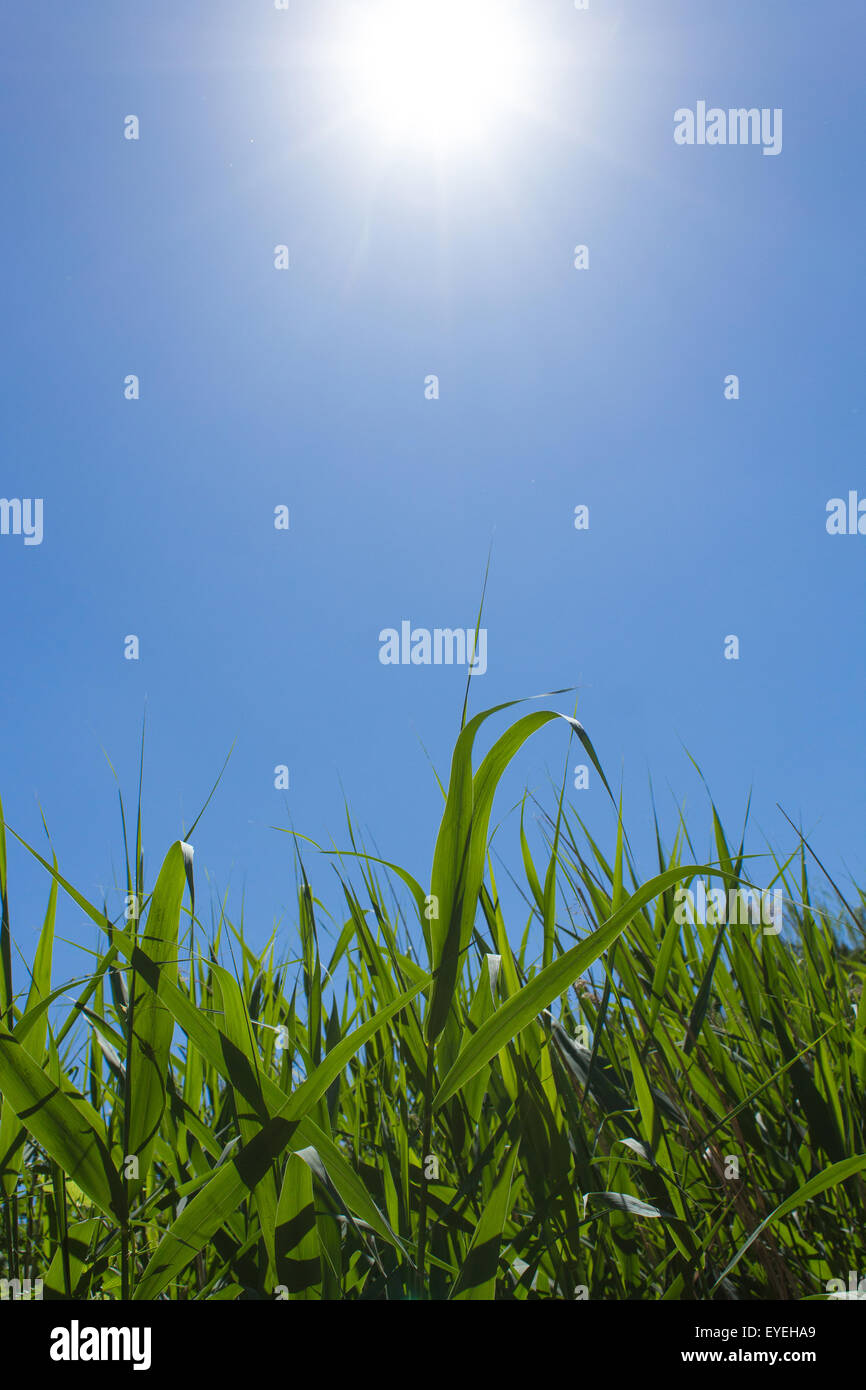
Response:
0,1028,124,1220
710,1154,866,1291
125,840,193,1199
583,1192,673,1220
434,863,742,1110
132,971,429,1298
0,872,57,1198
274,1150,321,1299
428,702,580,1043
451,1142,519,1300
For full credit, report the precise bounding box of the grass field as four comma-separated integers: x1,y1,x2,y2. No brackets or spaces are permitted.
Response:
0,697,864,1300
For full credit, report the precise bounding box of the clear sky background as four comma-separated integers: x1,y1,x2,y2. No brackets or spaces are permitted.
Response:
1,0,864,988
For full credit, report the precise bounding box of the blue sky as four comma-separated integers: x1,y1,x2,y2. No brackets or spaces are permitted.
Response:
1,0,864,991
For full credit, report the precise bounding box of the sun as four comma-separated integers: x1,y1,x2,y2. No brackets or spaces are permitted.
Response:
341,0,535,152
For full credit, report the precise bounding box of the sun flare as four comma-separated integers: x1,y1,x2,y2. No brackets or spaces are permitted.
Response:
342,0,534,152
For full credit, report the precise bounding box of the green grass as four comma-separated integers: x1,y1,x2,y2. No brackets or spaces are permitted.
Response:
0,697,864,1300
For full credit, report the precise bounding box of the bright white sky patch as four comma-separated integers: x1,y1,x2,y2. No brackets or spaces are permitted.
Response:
340,0,535,152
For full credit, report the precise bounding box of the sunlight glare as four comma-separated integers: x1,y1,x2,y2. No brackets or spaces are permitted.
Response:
343,0,534,152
